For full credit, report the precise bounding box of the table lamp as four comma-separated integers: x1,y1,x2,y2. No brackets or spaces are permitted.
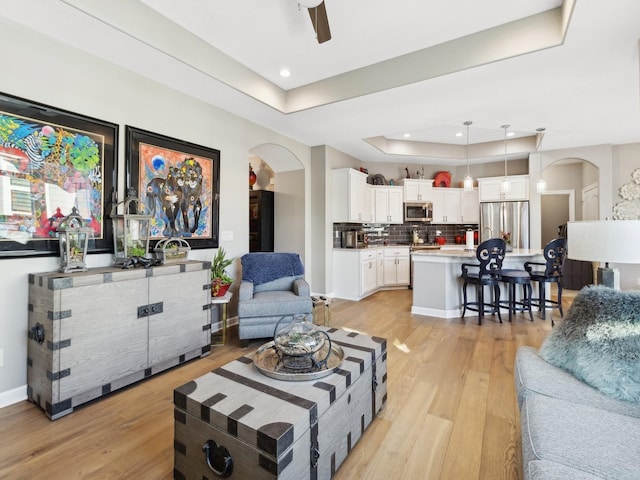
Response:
567,220,640,289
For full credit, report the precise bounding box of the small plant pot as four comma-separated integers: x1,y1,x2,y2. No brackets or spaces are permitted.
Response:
212,280,231,297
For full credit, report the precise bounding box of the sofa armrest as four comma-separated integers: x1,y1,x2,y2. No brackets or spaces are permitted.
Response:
293,278,310,297
239,281,254,301
515,346,640,419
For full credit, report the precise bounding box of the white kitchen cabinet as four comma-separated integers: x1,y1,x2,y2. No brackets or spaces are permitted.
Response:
478,175,529,202
373,186,404,224
432,188,462,224
333,248,380,301
363,184,375,223
460,188,479,224
332,168,368,223
333,246,409,300
376,249,384,287
383,247,410,286
399,179,434,202
360,249,378,295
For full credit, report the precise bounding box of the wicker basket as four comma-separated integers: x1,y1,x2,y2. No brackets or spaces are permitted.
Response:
154,237,190,264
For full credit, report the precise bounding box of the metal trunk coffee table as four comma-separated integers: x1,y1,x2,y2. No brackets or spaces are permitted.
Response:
173,327,387,479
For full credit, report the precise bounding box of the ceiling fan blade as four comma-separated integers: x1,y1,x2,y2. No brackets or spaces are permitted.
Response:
307,1,331,44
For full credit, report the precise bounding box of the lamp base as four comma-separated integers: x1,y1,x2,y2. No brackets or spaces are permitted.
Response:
597,267,620,289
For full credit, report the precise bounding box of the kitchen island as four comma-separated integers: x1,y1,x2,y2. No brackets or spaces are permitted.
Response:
411,247,544,319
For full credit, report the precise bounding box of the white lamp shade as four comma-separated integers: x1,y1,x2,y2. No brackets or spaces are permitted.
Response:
567,220,640,264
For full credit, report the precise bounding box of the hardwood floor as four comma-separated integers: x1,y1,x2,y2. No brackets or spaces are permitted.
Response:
0,289,570,480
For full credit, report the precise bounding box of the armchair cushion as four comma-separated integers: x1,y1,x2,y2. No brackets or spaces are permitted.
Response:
237,288,312,318
254,275,301,294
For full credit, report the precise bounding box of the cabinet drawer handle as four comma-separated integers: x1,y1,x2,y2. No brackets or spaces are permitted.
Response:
29,322,45,344
203,440,233,477
311,446,320,467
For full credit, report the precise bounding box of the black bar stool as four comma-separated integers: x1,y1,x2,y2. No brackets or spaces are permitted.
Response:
525,238,567,325
461,238,506,325
499,269,533,322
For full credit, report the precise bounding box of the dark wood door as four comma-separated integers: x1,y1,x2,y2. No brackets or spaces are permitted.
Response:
249,190,274,252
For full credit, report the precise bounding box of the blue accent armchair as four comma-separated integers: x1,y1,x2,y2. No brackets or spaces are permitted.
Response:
237,252,313,346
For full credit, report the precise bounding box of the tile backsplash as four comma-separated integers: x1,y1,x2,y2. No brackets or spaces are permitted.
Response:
333,222,478,248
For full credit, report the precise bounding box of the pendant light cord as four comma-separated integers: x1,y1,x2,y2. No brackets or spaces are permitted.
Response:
465,120,472,176
501,124,510,178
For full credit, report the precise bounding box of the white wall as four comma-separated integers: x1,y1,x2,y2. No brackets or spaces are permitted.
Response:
0,17,311,400
611,143,640,290
274,170,306,259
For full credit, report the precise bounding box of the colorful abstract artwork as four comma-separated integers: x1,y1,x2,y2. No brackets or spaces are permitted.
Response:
126,126,220,249
0,93,117,257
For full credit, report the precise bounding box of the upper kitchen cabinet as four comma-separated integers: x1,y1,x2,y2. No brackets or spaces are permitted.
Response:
478,175,529,202
363,183,375,223
399,179,434,202
332,168,369,223
460,188,479,223
431,187,479,224
431,187,461,224
373,186,404,224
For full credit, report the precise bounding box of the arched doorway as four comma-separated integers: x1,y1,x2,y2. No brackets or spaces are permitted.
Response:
249,144,306,260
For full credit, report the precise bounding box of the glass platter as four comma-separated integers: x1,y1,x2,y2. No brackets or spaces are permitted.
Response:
253,341,344,381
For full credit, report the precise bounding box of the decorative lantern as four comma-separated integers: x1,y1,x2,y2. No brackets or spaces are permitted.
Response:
110,192,152,265
57,206,92,273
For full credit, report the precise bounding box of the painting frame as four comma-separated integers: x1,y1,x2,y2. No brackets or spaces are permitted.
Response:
0,92,118,258
125,126,221,250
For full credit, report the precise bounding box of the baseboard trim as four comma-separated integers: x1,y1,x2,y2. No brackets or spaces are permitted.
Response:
0,385,27,409
411,306,463,319
211,315,239,333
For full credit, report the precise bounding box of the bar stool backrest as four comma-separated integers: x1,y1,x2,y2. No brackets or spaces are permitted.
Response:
543,237,567,278
476,238,506,277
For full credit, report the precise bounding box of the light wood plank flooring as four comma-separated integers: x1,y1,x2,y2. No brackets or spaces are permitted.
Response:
0,289,571,480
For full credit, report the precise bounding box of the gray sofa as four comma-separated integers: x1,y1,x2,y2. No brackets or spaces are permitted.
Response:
237,252,313,346
515,345,640,479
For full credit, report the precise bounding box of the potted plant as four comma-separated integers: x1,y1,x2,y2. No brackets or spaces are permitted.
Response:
211,247,233,297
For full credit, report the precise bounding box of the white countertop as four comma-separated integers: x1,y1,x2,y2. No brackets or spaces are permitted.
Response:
412,248,543,260
333,244,412,251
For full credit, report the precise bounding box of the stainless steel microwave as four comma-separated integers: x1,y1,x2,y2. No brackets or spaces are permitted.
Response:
404,202,433,222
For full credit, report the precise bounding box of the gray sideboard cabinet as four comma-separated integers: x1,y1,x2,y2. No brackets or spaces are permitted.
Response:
27,260,212,420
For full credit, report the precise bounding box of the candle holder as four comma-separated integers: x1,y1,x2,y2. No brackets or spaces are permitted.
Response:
57,206,92,273
110,191,151,265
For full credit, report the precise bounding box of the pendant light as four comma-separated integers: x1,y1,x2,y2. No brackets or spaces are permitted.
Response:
463,120,474,191
536,127,547,194
500,124,511,194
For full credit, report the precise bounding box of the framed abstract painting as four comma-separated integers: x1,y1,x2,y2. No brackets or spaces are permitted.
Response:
0,92,118,257
125,126,221,249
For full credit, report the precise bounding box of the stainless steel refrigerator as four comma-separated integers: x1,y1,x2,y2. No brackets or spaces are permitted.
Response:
479,201,530,249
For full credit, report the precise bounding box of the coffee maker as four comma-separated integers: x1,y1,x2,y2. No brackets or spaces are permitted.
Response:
341,230,366,248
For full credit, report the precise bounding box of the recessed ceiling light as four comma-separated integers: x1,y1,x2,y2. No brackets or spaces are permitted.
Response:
279,69,291,78
507,132,515,137
403,133,411,138
455,132,463,137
